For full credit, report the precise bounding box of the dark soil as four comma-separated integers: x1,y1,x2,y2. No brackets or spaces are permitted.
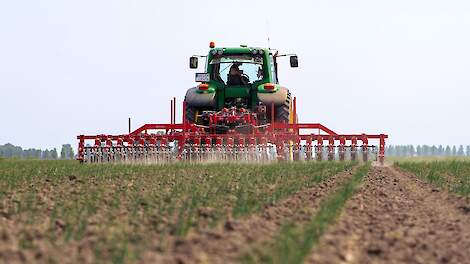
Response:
307,166,470,264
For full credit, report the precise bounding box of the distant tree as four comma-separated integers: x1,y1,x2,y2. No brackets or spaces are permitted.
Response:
402,145,408,156
431,145,437,156
451,146,457,156
42,150,50,160
69,147,75,159
409,145,416,157
467,146,470,157
389,145,396,156
51,148,58,159
385,145,392,157
24,149,33,158
445,146,451,156
60,144,74,159
61,145,67,159
396,145,403,157
422,145,429,156
416,145,422,156
393,145,399,157
457,145,465,156
0,143,23,158
438,145,444,156
0,143,62,159
402,145,408,157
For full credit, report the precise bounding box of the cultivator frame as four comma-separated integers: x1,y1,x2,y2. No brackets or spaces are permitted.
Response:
77,98,388,164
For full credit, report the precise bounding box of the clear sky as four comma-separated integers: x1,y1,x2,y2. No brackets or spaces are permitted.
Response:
1,0,469,150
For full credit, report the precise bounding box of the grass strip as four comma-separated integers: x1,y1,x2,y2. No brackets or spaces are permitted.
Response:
395,160,470,195
242,163,370,264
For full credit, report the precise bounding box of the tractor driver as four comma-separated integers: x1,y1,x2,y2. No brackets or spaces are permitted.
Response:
227,64,249,86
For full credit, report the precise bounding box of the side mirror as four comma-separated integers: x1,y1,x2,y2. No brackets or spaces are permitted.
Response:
290,55,298,68
189,57,198,69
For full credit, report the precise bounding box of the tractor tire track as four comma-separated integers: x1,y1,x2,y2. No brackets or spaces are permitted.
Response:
307,166,470,264
141,167,357,264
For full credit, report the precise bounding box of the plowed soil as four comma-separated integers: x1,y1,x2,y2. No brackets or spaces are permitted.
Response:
308,166,470,264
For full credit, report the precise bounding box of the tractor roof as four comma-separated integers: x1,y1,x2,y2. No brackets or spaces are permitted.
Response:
209,46,269,55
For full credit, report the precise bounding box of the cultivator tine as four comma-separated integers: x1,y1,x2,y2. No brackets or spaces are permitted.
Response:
227,137,234,160
115,138,123,162
327,137,335,161
204,137,211,161
293,138,301,161
350,137,357,161
160,138,169,162
362,135,369,162
194,137,202,162
338,137,346,161
147,137,157,162
247,137,254,161
316,136,324,161
305,137,313,160
260,137,268,161
238,137,245,161
214,137,221,161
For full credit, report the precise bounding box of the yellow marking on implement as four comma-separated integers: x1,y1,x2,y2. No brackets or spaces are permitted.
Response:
288,100,294,161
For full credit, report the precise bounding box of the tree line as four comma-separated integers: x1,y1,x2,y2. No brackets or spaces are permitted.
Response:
0,143,75,160
1,143,469,159
386,145,470,157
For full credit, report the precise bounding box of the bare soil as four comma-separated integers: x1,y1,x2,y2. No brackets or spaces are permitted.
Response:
307,166,470,264
141,169,356,263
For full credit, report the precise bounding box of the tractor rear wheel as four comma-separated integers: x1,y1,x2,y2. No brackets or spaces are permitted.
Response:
185,104,197,124
274,92,300,161
276,91,292,123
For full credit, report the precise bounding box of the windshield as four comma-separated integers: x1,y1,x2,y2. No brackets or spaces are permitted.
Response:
210,54,264,86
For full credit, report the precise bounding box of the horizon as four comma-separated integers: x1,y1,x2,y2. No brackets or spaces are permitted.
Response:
1,0,469,151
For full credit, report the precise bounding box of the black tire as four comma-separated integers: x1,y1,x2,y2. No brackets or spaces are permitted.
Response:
276,91,291,123
185,103,197,124
274,92,300,161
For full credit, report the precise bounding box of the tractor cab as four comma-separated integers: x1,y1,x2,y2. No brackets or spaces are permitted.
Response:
210,54,264,86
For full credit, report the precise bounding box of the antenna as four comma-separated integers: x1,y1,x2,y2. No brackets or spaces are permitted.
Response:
266,20,271,49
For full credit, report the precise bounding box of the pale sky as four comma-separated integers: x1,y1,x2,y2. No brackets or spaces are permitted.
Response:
1,0,469,150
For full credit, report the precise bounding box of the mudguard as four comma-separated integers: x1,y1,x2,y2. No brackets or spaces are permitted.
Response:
184,87,216,107
257,86,289,106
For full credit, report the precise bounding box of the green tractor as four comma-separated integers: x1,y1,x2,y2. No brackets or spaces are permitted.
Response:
185,42,299,132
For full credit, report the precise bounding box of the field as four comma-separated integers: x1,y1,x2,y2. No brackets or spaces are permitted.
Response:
0,159,469,263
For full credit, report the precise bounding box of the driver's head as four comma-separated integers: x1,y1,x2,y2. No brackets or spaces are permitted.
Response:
229,64,240,75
